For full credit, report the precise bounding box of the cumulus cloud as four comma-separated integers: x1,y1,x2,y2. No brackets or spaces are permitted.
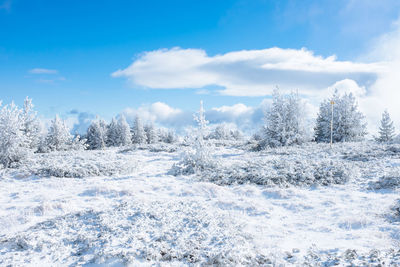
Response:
122,102,192,129
112,47,384,97
120,101,270,134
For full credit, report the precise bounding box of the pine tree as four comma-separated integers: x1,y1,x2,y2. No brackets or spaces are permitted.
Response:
314,90,367,143
0,102,30,167
22,97,42,151
86,117,107,149
131,115,147,144
262,88,307,147
376,110,395,142
144,123,158,144
116,114,132,146
43,115,74,151
106,118,119,147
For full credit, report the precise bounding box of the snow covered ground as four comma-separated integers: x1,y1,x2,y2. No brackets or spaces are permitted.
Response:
0,141,399,266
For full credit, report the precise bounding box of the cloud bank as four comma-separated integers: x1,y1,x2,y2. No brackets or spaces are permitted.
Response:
112,47,384,97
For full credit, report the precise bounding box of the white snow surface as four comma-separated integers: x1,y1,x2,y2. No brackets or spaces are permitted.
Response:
0,142,399,266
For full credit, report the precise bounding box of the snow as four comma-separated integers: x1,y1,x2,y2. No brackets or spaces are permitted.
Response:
0,142,399,265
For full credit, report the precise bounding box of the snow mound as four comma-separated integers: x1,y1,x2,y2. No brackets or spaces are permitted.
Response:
0,200,271,266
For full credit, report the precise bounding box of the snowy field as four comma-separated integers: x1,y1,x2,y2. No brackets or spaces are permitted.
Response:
0,141,400,266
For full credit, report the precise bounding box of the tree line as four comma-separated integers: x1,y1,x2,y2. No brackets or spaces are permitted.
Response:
0,91,396,168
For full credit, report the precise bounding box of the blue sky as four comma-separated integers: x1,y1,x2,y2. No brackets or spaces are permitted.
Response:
1,0,400,133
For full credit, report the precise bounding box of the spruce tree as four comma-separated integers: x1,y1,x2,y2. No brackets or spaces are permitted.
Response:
376,110,395,142
131,115,147,144
262,88,307,147
86,118,107,149
44,115,74,151
314,90,367,143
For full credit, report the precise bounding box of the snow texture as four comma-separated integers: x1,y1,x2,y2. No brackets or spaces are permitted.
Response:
0,141,399,266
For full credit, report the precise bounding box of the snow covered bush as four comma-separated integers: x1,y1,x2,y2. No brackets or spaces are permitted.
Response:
0,102,31,167
370,173,400,189
171,101,219,175
376,110,395,142
314,90,367,143
201,158,354,187
28,149,138,178
261,89,308,148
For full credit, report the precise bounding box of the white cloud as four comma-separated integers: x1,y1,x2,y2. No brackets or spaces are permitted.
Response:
29,68,59,74
112,47,384,97
120,101,269,134
122,102,192,129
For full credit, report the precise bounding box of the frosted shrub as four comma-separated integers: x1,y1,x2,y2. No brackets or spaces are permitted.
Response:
202,159,354,187
30,150,137,178
370,172,400,189
171,101,219,175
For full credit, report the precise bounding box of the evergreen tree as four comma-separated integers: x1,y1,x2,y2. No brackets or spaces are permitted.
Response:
86,117,107,149
314,90,367,143
106,118,119,147
262,88,307,147
116,114,132,146
131,115,147,144
144,123,158,144
43,115,74,151
376,110,395,142
22,97,42,151
0,102,30,167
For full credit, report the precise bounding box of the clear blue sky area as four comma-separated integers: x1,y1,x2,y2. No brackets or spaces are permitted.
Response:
1,0,399,121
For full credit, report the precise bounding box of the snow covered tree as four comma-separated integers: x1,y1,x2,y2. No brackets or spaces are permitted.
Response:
116,114,132,146
0,102,30,167
144,123,158,144
131,115,147,144
22,97,42,151
106,118,119,147
43,115,74,151
171,101,217,175
376,110,395,142
314,90,367,143
208,123,243,140
262,89,307,147
86,117,107,149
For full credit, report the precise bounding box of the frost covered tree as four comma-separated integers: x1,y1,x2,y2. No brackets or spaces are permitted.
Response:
0,101,30,167
208,123,243,140
376,110,395,142
131,115,147,144
144,123,158,144
106,118,119,147
86,118,107,149
22,97,42,151
262,89,307,147
314,90,367,143
43,115,74,151
116,114,132,146
171,101,216,174
158,128,177,143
